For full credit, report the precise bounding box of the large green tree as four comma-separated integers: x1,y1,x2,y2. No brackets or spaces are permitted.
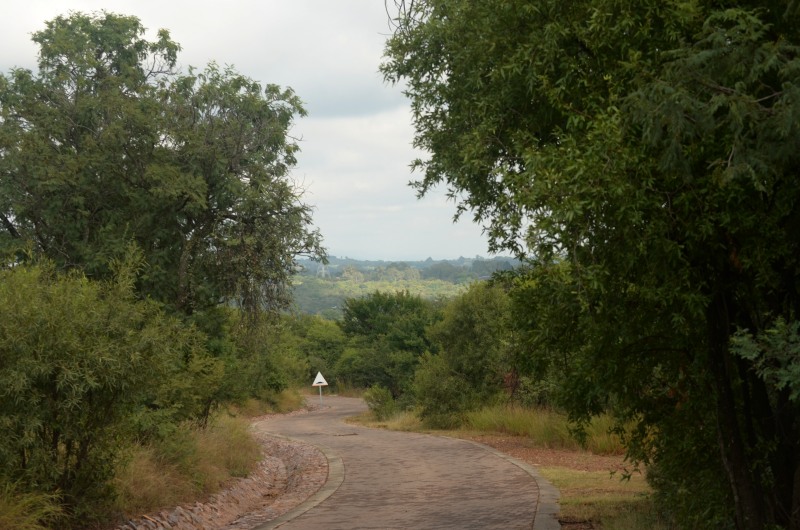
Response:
384,1,800,528
414,282,514,426
0,12,323,317
337,291,441,395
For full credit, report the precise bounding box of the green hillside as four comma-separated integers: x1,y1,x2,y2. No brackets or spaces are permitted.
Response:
292,256,516,317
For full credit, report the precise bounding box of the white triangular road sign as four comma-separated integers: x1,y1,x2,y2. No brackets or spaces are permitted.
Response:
312,372,328,387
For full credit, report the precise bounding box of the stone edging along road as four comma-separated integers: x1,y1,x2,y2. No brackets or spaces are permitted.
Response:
253,396,561,530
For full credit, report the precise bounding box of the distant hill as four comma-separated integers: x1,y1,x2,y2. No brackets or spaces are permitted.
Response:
292,256,518,318
296,255,518,281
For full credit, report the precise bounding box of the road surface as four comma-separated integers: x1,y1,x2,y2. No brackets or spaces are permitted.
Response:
252,396,560,530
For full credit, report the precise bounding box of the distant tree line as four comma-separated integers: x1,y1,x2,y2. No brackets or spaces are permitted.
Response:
297,256,516,283
290,257,515,317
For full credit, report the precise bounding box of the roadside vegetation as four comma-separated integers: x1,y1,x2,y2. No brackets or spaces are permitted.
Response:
112,389,303,521
113,413,262,518
379,2,800,529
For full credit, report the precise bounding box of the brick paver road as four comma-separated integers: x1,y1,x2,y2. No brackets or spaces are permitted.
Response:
253,396,560,530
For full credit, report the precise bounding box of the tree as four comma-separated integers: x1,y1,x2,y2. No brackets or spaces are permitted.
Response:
0,12,323,318
277,313,346,384
426,282,512,403
414,282,514,426
384,1,800,528
337,291,441,395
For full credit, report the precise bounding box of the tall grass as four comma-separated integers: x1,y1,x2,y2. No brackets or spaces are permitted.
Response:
349,409,424,432
465,405,625,455
114,413,261,518
0,485,63,530
234,388,306,416
538,466,676,530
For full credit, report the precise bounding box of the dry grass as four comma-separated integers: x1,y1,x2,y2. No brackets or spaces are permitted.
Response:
349,409,424,432
267,389,307,413
328,382,364,398
113,413,261,518
536,466,670,529
465,405,625,455
113,445,195,515
234,389,307,417
0,484,63,530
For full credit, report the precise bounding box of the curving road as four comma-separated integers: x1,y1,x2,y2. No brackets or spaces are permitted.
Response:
251,396,560,530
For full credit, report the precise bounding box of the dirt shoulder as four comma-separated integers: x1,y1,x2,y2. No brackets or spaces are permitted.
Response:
462,434,629,473
459,434,649,530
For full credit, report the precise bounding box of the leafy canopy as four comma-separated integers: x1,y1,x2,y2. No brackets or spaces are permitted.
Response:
383,1,800,528
0,11,323,317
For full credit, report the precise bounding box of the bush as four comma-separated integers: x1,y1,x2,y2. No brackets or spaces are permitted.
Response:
413,353,475,428
363,385,396,420
0,262,210,526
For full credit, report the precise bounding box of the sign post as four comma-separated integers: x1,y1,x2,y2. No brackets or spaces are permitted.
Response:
311,372,328,405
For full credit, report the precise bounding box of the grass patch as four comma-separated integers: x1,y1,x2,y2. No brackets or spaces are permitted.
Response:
349,409,424,432
0,484,63,530
465,405,625,455
114,413,261,518
266,388,307,413
329,381,364,398
232,389,308,417
538,467,673,530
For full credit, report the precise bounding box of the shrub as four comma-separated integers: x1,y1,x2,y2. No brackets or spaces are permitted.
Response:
363,385,397,420
0,262,210,526
413,353,475,428
0,484,63,530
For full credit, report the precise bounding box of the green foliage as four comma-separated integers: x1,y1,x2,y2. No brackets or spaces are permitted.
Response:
410,283,519,427
732,319,800,404
0,262,210,525
0,11,326,525
336,291,442,396
276,314,346,385
362,385,397,421
0,11,323,318
412,352,473,428
0,484,63,530
384,1,800,528
426,282,513,405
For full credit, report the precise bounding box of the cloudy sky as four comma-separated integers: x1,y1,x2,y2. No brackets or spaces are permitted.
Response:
0,1,493,261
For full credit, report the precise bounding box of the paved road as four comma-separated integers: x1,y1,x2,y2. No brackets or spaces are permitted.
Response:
252,396,559,530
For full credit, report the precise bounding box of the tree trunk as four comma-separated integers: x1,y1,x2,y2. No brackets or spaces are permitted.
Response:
177,233,197,314
792,448,800,530
708,294,768,530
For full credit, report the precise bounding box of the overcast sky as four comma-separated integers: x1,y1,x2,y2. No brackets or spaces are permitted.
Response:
0,1,493,261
